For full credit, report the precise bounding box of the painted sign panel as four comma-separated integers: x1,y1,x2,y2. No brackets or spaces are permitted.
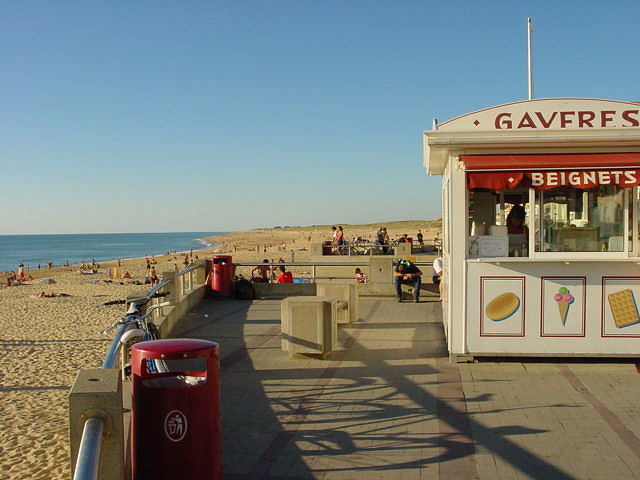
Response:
480,277,525,337
438,99,640,133
541,277,586,337
602,277,640,337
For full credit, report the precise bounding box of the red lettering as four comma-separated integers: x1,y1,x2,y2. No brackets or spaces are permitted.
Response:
535,111,557,128
600,110,615,127
517,112,537,128
560,111,575,128
495,112,512,129
577,111,595,127
622,110,640,127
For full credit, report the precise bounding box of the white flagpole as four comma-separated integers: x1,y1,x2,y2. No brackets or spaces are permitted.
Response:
527,17,534,100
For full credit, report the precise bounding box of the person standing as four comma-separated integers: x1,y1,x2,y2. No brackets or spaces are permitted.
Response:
417,229,424,246
334,226,345,254
18,263,25,280
382,227,390,254
394,260,422,302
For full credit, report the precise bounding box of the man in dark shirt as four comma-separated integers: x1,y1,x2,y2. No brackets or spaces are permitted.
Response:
393,260,422,302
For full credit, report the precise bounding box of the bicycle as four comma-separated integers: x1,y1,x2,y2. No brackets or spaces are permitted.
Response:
101,291,172,376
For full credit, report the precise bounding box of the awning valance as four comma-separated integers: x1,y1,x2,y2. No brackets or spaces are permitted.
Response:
463,153,640,190
461,153,640,171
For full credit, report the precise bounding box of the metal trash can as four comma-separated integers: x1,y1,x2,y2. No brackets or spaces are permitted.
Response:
131,339,221,480
210,255,234,295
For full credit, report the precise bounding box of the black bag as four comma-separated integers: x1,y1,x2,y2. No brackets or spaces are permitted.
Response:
233,278,256,300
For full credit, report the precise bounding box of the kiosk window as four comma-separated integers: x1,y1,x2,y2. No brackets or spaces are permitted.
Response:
468,189,530,257
535,185,627,252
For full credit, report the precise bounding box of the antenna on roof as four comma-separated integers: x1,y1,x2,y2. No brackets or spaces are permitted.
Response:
527,17,534,100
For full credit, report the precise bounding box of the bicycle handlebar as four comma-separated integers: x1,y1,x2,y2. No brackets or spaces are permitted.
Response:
102,291,168,307
100,298,172,334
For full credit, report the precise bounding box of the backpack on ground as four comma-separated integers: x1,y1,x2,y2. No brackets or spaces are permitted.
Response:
233,278,256,300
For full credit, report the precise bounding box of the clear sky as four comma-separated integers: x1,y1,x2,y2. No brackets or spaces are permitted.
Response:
3,1,640,234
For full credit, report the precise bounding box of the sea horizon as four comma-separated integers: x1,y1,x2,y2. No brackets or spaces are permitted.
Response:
0,231,227,273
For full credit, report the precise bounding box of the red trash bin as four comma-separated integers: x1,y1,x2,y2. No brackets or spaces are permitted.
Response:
210,255,234,295
131,339,221,480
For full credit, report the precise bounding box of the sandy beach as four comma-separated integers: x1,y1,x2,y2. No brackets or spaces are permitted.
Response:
0,220,438,479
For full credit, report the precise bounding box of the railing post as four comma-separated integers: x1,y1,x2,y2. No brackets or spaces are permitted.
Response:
161,270,178,303
69,368,125,480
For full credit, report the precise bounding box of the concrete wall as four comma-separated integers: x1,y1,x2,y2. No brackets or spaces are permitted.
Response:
254,283,317,298
154,260,208,336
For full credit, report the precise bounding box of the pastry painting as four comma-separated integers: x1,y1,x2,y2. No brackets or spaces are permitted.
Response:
602,278,640,337
480,277,525,336
541,278,585,337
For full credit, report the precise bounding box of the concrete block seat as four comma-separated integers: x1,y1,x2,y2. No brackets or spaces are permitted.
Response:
281,296,337,358
316,283,359,325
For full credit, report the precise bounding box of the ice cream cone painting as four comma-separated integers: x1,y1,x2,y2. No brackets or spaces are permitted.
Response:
554,287,574,326
541,277,585,337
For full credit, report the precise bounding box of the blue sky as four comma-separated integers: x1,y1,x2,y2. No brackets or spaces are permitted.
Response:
3,1,640,234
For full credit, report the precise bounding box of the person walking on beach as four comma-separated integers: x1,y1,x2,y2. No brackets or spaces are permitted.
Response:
417,229,424,246
149,267,160,286
18,263,25,280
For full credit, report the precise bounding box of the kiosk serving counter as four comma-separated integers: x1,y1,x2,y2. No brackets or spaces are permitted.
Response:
424,98,640,360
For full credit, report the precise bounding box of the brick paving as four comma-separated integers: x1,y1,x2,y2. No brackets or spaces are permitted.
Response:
168,297,640,479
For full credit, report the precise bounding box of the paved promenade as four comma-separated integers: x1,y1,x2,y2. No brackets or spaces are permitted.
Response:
169,297,640,479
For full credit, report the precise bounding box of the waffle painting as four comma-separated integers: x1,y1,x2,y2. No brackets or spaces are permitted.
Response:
602,278,640,337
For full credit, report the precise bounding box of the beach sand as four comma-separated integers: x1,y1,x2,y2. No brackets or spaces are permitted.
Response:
0,220,439,479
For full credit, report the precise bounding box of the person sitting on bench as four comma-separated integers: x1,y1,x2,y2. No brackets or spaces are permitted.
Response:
393,260,422,302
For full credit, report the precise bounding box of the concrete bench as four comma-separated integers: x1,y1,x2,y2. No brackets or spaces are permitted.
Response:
316,283,359,325
281,296,337,358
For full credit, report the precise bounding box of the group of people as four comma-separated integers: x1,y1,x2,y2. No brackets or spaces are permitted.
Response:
251,259,293,283
4,264,34,286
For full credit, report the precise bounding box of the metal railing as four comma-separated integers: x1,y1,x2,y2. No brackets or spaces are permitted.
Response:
235,260,435,283
72,263,204,480
320,238,441,256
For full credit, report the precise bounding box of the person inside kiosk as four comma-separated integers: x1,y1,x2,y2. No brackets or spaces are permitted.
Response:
468,183,630,258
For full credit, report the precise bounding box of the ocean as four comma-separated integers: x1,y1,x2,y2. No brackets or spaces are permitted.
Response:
0,232,226,273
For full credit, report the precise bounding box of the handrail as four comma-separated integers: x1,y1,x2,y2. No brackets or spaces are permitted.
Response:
101,324,129,369
235,261,434,267
73,268,198,480
73,417,104,480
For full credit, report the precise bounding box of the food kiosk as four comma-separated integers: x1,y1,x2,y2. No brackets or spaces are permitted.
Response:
423,98,640,360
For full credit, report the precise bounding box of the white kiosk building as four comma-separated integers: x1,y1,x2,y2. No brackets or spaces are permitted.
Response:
424,98,640,360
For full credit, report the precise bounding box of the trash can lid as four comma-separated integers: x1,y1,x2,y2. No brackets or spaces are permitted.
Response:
132,339,219,355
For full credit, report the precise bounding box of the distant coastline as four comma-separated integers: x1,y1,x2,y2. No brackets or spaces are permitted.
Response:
0,231,225,273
